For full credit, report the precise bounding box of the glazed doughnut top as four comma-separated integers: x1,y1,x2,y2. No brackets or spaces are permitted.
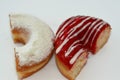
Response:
55,15,110,69
10,14,54,66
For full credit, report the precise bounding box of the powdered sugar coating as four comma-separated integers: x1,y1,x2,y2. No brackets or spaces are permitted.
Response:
10,14,54,66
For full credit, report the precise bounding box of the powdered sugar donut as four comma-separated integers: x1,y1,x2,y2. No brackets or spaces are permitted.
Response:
9,14,54,79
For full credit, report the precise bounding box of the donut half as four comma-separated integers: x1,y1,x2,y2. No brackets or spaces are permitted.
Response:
55,16,111,80
9,14,54,79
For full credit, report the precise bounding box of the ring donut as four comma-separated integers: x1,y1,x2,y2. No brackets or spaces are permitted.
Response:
9,14,54,79
55,15,111,80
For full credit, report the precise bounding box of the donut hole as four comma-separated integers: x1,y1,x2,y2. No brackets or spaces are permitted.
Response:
12,27,31,47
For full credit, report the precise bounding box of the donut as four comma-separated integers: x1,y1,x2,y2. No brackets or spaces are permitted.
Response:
9,14,54,79
55,16,111,80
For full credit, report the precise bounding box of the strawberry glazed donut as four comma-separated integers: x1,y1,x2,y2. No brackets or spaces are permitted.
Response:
55,15,111,80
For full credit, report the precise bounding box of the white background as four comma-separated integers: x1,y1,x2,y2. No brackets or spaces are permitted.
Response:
0,0,120,80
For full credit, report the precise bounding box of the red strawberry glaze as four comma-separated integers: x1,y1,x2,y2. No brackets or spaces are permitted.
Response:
55,16,110,69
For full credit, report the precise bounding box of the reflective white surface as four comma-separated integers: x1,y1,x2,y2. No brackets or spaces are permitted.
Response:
0,0,120,80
